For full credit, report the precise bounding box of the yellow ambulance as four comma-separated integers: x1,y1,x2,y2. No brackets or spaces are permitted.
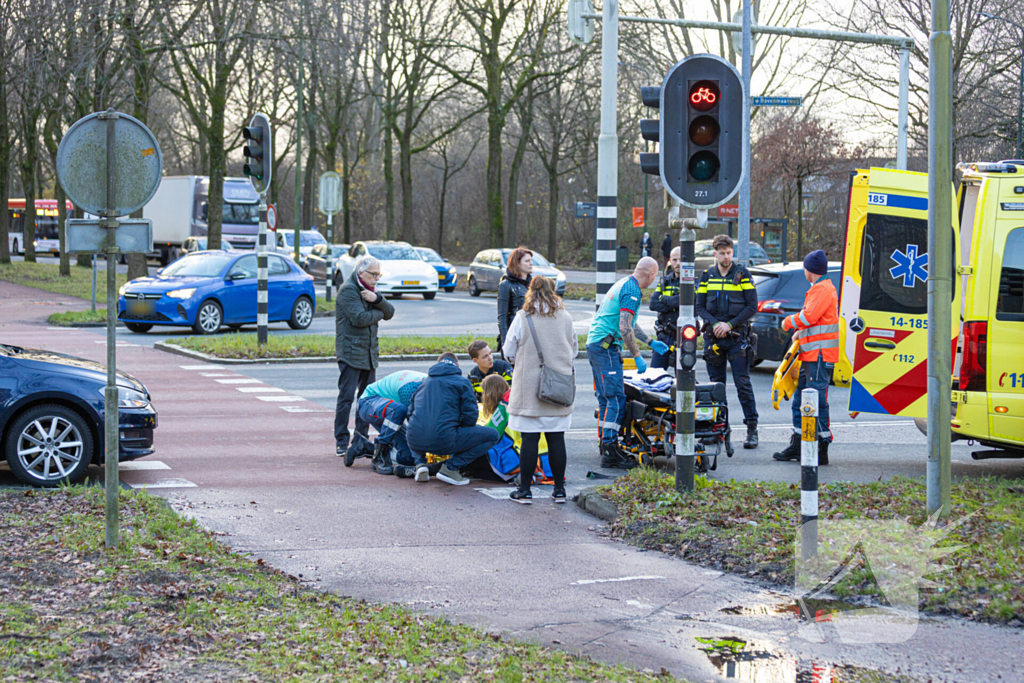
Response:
837,163,1023,456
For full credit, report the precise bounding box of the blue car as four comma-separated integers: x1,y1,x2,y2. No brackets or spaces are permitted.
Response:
415,247,457,292
118,250,317,334
0,343,157,487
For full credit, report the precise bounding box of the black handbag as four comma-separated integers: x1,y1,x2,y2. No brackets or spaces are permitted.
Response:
524,314,575,407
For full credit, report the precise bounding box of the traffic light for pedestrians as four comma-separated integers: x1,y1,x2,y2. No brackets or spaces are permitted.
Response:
638,54,744,209
243,113,272,194
680,324,699,370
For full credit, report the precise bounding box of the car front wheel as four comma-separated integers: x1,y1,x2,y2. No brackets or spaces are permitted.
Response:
289,296,314,329
192,300,223,335
444,286,455,293
5,404,94,487
468,276,480,297
125,323,153,333
423,292,436,300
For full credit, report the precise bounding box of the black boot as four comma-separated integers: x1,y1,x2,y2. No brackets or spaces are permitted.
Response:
371,441,394,475
772,434,800,461
818,438,829,466
601,442,637,470
743,420,759,449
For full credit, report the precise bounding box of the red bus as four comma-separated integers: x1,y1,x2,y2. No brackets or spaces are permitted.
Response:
6,199,75,255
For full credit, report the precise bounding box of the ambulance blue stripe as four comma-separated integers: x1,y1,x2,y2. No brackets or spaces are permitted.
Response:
881,194,928,211
848,378,890,415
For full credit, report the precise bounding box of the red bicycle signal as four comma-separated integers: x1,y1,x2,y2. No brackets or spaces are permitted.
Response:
689,80,720,112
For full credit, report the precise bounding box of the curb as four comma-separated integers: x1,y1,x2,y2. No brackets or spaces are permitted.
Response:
574,486,619,522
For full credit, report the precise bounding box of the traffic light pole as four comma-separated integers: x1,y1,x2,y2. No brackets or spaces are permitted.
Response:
258,194,268,346
673,202,696,493
594,0,619,309
326,212,334,303
737,0,753,266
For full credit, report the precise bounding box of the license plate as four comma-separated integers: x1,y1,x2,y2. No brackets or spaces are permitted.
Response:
127,300,155,316
402,280,420,286
696,407,715,421
438,273,445,280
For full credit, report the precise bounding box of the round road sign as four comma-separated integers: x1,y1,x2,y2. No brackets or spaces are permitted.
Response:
56,110,162,217
267,203,278,231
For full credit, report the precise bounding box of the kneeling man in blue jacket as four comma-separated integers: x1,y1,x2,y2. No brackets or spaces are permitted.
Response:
407,353,501,486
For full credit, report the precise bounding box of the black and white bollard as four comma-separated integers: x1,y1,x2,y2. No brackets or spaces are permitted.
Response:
800,388,819,559
257,196,268,346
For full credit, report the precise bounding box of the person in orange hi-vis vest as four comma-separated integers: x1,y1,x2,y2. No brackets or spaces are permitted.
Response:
772,250,839,466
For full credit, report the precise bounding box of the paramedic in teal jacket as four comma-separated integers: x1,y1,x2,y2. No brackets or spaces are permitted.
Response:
354,369,426,475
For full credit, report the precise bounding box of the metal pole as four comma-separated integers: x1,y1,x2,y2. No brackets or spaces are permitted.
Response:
595,0,619,309
800,388,819,559
91,254,97,312
897,45,910,170
258,194,269,346
101,109,119,550
737,0,752,267
326,212,333,302
926,0,952,519
1018,30,1023,158
293,0,305,265
675,205,695,493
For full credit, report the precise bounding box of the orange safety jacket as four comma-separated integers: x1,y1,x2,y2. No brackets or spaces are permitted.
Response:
782,275,840,363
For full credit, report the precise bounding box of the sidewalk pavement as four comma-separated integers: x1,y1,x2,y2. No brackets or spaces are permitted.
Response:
2,280,1021,683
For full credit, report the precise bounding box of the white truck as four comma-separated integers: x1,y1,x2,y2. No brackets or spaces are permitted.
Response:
145,176,260,265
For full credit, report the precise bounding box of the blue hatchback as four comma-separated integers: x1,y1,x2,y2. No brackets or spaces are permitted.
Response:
415,247,457,292
0,343,157,487
118,250,317,334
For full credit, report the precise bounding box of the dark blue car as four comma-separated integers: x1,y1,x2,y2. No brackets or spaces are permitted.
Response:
118,250,317,334
0,343,157,487
415,247,457,292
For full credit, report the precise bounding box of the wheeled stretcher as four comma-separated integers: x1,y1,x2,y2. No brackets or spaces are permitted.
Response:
619,379,734,473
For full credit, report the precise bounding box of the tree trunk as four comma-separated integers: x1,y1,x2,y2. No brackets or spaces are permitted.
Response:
0,29,8,266
485,111,504,248
546,146,559,262
506,89,534,249
21,116,38,263
398,128,414,243
303,125,317,232
383,113,395,240
437,153,450,255
206,82,228,250
126,12,152,283
341,135,351,243
796,176,803,259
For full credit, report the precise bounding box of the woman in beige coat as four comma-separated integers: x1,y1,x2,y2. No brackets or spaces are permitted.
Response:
502,276,578,504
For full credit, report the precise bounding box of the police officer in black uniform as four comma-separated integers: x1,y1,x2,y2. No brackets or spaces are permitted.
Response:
649,246,680,369
695,235,760,449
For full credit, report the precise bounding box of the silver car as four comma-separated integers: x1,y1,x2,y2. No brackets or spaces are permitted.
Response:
467,248,566,297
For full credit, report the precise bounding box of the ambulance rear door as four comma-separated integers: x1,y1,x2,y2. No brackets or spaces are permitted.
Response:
835,170,870,389
847,168,959,418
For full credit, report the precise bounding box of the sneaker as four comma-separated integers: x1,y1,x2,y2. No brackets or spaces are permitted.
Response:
414,465,430,483
552,486,567,503
510,488,533,504
394,465,416,479
436,463,469,486
772,434,801,462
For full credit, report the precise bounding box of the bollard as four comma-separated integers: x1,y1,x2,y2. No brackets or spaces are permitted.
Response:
257,197,268,346
800,388,819,560
325,212,333,303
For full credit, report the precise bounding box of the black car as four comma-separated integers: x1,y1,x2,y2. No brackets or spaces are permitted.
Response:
748,261,842,364
0,344,157,487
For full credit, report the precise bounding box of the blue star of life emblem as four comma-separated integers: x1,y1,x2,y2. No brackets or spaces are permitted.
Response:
889,244,928,287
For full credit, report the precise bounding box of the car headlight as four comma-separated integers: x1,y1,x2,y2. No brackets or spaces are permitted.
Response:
166,288,196,299
99,387,151,409
556,272,566,281
448,266,456,273
119,283,128,296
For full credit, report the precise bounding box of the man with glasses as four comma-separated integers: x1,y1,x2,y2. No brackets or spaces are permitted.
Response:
335,255,395,464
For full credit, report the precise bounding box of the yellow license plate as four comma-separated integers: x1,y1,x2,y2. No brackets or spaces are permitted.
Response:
402,280,420,286
127,300,155,316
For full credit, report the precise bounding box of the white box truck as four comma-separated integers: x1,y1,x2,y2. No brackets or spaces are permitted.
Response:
145,176,260,265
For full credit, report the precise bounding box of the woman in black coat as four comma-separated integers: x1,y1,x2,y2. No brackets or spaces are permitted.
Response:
497,247,533,353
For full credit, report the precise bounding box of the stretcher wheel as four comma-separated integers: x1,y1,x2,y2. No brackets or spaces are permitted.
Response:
725,433,734,458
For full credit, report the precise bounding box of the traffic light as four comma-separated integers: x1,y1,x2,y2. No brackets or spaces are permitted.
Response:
243,113,272,193
680,324,699,370
638,54,744,209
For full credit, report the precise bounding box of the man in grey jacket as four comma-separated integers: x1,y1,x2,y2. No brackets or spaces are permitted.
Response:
335,255,395,462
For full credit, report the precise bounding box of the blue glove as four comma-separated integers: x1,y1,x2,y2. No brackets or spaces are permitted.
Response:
651,340,670,355
634,355,648,374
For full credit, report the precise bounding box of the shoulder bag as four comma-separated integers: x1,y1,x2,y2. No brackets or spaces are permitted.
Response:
524,313,575,407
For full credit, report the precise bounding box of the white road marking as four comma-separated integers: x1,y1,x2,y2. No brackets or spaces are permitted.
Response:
215,378,262,384
760,420,915,430
572,575,665,586
290,389,338,398
280,406,332,413
236,387,285,393
200,372,235,377
93,340,134,346
130,478,197,489
119,460,171,471
255,395,305,402
180,364,225,370
475,487,549,500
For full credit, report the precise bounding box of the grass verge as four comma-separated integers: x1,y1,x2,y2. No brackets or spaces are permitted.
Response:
602,469,1024,625
0,488,673,682
0,261,126,304
46,309,109,326
171,332,591,360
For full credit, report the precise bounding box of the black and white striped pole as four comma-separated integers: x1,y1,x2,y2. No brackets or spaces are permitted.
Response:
675,206,705,493
242,113,272,346
593,0,619,309
800,388,819,559
257,197,268,346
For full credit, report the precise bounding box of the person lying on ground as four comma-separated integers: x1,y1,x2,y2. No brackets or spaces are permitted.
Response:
467,339,513,401
475,374,552,484
406,352,501,485
354,369,426,477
